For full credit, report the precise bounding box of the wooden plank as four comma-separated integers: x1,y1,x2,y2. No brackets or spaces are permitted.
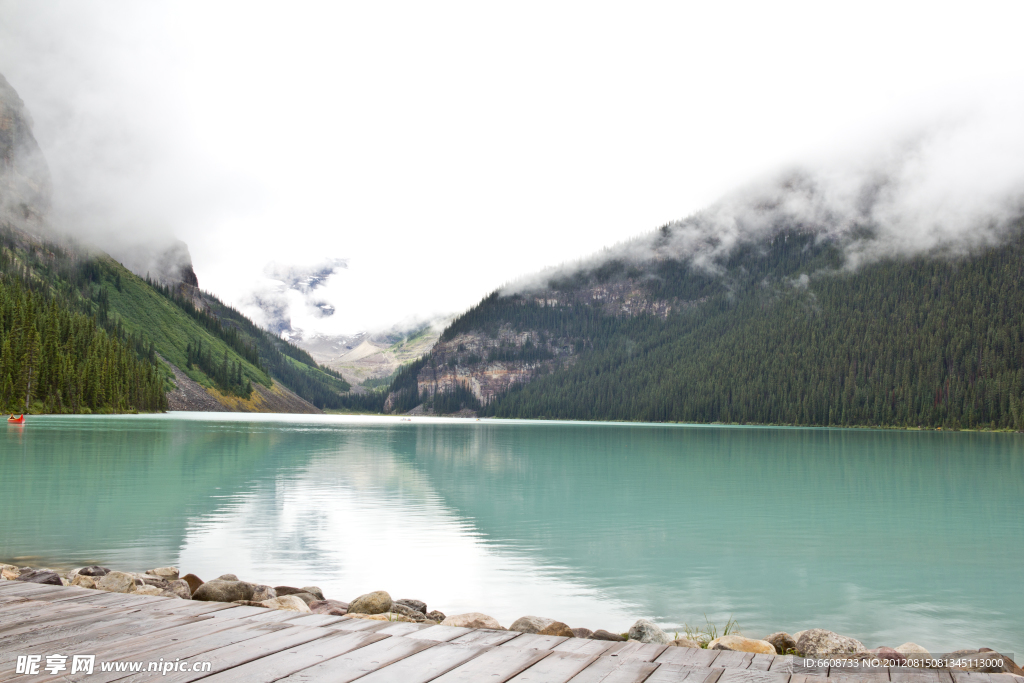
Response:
404,625,474,642
0,601,97,626
431,645,551,682
0,614,203,665
0,582,65,596
200,605,279,621
565,655,661,683
891,670,943,683
326,619,397,634
5,586,96,602
789,675,829,683
285,614,351,628
375,622,434,637
353,642,490,683
602,641,670,662
86,616,279,663
242,609,311,624
553,638,619,656
144,600,239,616
711,651,754,670
12,624,280,683
500,633,570,651
506,650,597,683
656,647,721,667
826,670,888,681
0,604,125,637
451,628,524,647
771,657,823,675
0,607,136,639
716,669,791,683
646,665,726,683
98,624,331,683
160,629,389,683
749,655,776,672
273,634,438,683
0,596,30,606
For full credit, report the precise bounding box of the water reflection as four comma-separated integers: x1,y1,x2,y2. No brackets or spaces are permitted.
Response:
2,414,1022,654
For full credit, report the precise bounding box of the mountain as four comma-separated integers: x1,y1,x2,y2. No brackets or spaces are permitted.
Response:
381,198,1024,430
294,321,443,389
0,72,349,415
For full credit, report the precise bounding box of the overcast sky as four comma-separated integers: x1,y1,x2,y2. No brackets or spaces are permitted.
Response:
2,1,1024,335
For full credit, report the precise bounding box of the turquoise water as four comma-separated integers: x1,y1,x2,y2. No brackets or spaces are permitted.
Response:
1,413,1022,653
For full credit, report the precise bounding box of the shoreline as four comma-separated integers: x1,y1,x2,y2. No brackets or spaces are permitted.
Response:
3,561,1021,675
9,410,1024,434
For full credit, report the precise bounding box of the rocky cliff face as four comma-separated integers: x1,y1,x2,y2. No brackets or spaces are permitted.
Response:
0,73,52,233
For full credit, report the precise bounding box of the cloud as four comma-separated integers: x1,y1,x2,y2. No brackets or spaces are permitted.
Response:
243,258,348,336
506,96,1024,294
0,1,250,277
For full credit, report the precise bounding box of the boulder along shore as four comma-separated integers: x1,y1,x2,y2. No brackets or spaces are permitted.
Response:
2,562,1021,675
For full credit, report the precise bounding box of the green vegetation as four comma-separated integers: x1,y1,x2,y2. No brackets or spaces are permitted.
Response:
0,225,351,412
0,263,166,414
436,223,1024,429
682,616,741,648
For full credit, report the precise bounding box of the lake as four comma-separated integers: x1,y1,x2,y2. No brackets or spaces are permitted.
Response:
1,413,1021,653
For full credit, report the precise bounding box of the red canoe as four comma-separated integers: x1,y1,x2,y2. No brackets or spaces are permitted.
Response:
7,415,24,424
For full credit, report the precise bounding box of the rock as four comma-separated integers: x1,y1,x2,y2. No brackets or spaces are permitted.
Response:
288,592,317,606
165,579,192,600
572,628,594,639
309,599,349,616
510,616,556,634
262,595,312,612
77,565,111,577
130,584,165,596
140,576,170,589
145,567,180,581
60,577,70,586
895,642,930,656
16,569,63,586
591,630,628,641
348,590,393,615
628,619,670,645
181,573,204,595
192,580,256,603
71,574,97,589
670,638,702,648
796,629,865,658
1,564,20,580
441,613,504,630
301,586,325,601
390,603,427,621
764,632,798,655
976,650,1024,675
539,621,574,637
864,647,906,665
793,630,807,643
216,574,240,581
425,610,446,623
708,635,777,655
95,571,137,593
274,585,305,597
396,599,427,614
251,585,277,602
232,600,269,607
348,612,416,623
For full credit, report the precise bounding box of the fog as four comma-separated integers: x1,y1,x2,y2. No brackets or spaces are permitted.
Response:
2,1,1023,332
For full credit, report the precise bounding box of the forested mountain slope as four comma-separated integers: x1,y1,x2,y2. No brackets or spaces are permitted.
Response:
0,225,350,413
384,223,1024,430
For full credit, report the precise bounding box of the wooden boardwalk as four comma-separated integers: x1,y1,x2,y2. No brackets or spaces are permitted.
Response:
2,582,1021,683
